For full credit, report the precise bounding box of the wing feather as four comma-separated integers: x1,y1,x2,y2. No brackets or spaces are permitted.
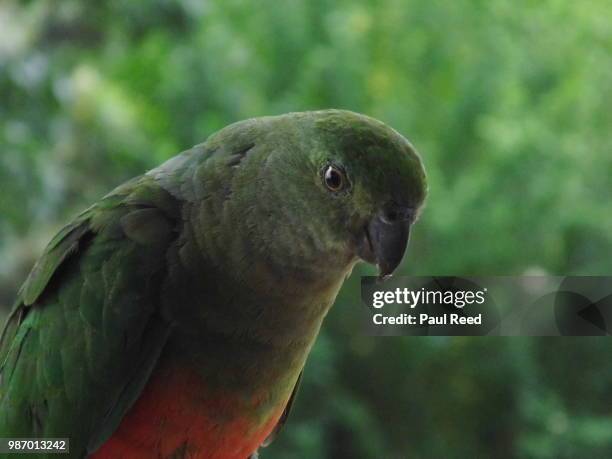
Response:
0,176,182,458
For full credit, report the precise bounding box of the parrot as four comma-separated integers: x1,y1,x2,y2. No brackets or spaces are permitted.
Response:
0,109,427,459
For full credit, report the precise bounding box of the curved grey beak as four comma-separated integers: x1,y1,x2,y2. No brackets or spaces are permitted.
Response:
357,207,413,278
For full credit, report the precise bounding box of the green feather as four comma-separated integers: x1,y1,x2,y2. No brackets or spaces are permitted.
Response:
0,176,181,457
0,110,427,457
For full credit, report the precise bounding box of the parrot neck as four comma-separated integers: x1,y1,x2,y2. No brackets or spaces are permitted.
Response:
156,155,357,415
162,224,354,409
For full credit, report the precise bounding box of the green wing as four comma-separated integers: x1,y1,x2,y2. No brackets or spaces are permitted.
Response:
0,176,181,458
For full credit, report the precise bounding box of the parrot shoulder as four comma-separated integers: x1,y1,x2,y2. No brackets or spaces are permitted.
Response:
0,175,182,455
1,174,179,361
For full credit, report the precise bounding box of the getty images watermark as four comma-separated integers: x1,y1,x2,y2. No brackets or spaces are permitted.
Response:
361,276,612,336
372,285,487,326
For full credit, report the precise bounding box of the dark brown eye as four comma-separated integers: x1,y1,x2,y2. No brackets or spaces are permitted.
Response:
324,165,345,192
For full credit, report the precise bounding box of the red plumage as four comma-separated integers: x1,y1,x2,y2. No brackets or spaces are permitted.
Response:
92,364,285,459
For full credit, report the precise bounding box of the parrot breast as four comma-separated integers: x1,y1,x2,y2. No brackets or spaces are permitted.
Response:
91,363,285,459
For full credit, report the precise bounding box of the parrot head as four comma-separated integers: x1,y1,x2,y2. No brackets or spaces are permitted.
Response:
309,110,427,278
216,109,427,281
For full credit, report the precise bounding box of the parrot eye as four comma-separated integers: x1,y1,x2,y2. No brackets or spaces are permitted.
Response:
323,165,347,192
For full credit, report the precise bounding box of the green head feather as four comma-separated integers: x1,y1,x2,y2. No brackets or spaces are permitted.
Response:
195,109,427,282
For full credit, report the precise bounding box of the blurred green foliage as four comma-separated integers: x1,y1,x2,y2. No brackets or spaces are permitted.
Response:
1,1,611,457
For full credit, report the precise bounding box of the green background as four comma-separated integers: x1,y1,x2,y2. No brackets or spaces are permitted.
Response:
1,1,611,457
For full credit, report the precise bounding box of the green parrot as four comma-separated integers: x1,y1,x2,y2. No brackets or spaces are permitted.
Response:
0,110,427,458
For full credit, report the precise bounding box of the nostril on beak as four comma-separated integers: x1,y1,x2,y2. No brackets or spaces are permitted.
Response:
380,206,413,225
383,209,399,223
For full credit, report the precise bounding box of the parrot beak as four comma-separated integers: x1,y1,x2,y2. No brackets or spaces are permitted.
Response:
357,207,413,279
